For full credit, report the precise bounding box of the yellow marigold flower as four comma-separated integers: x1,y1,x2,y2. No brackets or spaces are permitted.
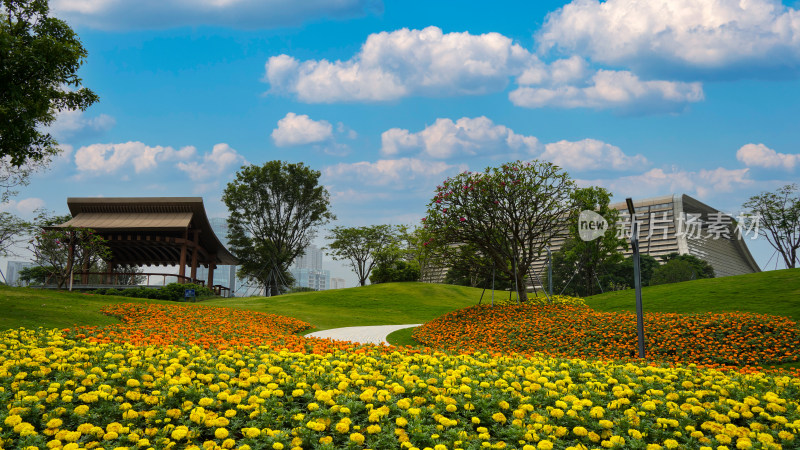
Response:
549,408,564,419
537,440,554,450
598,420,614,429
366,424,381,434
103,431,119,441
350,432,365,444
4,414,22,427
590,407,605,418
492,412,507,423
126,379,140,388
272,443,284,450
396,417,408,427
74,405,89,416
47,418,63,429
335,422,350,433
573,427,588,437
663,439,679,449
319,436,333,445
215,428,229,439
171,426,189,440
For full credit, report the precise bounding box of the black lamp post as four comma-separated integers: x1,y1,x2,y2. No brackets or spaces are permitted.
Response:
626,198,646,358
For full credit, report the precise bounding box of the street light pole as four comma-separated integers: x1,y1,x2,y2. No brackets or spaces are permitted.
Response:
626,198,646,359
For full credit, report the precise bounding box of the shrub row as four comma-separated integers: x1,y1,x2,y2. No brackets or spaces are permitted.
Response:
91,283,215,301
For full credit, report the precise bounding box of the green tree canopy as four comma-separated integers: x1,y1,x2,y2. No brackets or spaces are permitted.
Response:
424,160,575,302
660,253,715,279
742,183,799,269
1,0,98,167
222,161,334,295
325,224,400,287
546,186,627,297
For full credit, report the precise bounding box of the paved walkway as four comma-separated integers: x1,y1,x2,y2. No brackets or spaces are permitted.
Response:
305,324,421,345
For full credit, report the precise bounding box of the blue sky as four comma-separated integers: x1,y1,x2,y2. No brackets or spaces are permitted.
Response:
4,0,800,284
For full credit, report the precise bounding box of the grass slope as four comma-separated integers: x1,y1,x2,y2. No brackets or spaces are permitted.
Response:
585,268,800,321
202,282,483,331
0,282,485,333
0,286,175,331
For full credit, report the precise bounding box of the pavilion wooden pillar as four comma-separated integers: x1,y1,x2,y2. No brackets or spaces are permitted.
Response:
65,230,76,290
207,254,217,291
179,239,188,284
190,229,200,283
105,259,115,285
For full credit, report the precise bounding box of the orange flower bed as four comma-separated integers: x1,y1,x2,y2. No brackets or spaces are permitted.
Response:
412,304,800,371
65,303,382,354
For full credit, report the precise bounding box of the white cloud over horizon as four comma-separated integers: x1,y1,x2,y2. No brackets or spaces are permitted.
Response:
381,116,540,159
323,158,466,190
380,117,647,171
542,139,649,171
581,166,753,200
74,141,196,175
736,143,799,170
510,69,704,112
272,113,334,147
539,0,800,78
50,0,382,30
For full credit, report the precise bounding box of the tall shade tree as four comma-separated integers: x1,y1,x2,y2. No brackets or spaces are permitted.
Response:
1,0,98,167
547,186,627,297
223,161,334,295
743,184,800,269
424,160,575,302
325,224,399,286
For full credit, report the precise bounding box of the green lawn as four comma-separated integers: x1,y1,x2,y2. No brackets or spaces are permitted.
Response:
585,267,800,321
201,282,483,331
0,286,176,331
0,282,485,333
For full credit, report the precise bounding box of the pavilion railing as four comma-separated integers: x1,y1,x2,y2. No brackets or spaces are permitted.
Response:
37,272,231,297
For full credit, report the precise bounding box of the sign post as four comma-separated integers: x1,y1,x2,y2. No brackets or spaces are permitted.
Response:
626,198,646,359
184,288,196,302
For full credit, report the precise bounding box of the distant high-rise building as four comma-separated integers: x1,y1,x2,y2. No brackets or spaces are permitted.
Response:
330,277,346,289
196,218,236,294
290,244,330,290
293,244,323,271
4,261,35,287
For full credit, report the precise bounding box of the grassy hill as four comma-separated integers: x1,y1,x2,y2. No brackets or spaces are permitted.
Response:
0,282,485,332
585,268,800,321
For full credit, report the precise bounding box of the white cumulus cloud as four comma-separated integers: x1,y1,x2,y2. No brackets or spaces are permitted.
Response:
272,113,334,147
510,70,704,113
381,116,540,159
583,166,752,199
176,143,246,181
74,141,196,174
541,139,649,171
539,0,800,78
736,143,799,170
46,110,115,141
265,26,534,102
323,158,465,188
50,0,382,30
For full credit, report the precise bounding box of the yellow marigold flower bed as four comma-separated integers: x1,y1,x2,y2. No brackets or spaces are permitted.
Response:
1,328,799,449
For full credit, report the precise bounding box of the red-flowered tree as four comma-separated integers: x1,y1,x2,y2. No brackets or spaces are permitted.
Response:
423,160,575,302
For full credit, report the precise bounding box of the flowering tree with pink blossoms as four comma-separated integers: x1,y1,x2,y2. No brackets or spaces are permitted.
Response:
423,160,575,302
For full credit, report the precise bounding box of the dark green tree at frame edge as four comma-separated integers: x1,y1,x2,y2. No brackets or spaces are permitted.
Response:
222,161,334,295
1,0,98,167
423,160,576,303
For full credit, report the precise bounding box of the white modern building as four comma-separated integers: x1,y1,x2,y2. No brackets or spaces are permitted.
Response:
4,261,35,286
290,244,331,290
330,277,346,289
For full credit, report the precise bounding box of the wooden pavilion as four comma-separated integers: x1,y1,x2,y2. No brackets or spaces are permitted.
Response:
55,197,237,295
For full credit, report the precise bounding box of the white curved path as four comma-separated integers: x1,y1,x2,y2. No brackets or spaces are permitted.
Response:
305,324,421,345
